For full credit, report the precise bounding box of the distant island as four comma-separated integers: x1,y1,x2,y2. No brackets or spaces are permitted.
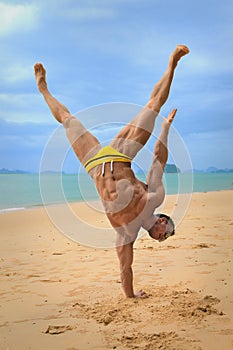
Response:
0,169,65,174
130,163,180,174
0,166,181,174
0,168,30,174
164,164,180,173
206,167,233,173
192,167,233,174
0,166,233,174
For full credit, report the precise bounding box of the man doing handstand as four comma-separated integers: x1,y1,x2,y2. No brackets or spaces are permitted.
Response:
34,44,190,298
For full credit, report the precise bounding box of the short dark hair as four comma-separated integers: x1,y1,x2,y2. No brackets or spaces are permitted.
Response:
155,213,175,238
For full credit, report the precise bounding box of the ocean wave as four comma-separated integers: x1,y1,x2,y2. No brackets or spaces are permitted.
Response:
0,207,26,214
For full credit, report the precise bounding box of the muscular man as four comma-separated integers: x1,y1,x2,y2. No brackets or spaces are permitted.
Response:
34,44,190,298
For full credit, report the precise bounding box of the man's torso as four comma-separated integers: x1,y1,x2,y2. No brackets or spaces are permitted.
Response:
90,162,148,231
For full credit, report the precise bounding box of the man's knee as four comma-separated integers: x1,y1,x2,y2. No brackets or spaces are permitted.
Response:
63,116,87,145
146,98,161,114
62,115,75,128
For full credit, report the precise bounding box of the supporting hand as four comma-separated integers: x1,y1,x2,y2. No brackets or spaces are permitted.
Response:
134,290,148,299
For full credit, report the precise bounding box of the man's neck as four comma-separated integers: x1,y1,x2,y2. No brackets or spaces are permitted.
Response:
142,214,158,232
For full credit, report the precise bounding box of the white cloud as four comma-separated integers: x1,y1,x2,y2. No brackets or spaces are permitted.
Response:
1,63,33,83
64,7,117,21
187,52,233,75
0,93,54,124
0,2,39,36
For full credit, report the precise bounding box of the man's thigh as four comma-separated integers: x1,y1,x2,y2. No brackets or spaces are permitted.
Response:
110,107,157,159
63,116,101,164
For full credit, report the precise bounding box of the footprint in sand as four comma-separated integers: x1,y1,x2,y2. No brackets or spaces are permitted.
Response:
192,243,216,249
44,325,74,334
39,279,62,283
197,271,212,275
120,331,201,350
159,245,180,250
195,226,205,231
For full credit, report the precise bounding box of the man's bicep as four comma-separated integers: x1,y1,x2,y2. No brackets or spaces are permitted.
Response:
146,157,164,192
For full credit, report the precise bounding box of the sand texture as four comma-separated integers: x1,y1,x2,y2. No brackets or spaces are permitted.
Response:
0,191,233,349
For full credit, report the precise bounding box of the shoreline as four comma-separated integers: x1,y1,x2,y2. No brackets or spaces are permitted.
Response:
0,188,232,214
1,172,233,214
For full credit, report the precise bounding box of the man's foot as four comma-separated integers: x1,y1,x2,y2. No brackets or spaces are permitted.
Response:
34,63,47,93
170,45,190,67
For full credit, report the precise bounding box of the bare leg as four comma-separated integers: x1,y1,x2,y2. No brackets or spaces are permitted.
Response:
146,45,190,112
34,63,71,123
110,45,189,158
110,108,157,158
34,63,101,163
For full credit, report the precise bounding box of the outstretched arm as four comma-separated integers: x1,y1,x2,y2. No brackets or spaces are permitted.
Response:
116,234,147,298
146,109,177,207
146,156,166,209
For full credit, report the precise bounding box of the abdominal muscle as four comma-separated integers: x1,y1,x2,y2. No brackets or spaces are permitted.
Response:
91,162,148,228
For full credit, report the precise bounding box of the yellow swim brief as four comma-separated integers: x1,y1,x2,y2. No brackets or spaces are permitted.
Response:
84,145,132,173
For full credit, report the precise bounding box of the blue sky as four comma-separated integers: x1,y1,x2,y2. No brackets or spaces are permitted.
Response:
0,0,232,172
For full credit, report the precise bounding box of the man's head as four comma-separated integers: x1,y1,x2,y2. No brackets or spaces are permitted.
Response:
148,213,175,242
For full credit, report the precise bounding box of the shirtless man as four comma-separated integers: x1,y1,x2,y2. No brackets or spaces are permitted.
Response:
34,44,190,298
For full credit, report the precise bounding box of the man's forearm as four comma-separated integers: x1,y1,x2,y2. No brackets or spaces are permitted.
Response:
120,267,134,298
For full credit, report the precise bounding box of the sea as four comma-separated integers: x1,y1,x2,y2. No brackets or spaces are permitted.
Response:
0,173,232,213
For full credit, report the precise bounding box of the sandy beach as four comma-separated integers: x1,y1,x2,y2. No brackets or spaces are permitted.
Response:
0,190,233,350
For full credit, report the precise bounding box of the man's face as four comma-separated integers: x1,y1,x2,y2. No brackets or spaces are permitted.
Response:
149,216,173,242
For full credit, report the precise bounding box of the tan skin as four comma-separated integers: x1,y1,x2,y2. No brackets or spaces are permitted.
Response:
34,45,189,298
